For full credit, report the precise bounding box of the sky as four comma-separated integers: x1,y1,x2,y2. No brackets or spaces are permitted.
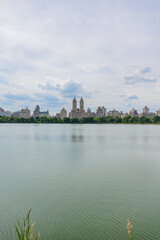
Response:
0,0,160,114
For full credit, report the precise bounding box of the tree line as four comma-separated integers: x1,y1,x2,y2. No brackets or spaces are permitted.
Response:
1,115,160,124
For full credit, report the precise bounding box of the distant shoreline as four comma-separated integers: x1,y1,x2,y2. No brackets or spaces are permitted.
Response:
1,115,160,124
0,123,160,125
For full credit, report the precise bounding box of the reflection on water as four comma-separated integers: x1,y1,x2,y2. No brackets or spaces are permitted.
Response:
71,135,84,142
0,124,160,240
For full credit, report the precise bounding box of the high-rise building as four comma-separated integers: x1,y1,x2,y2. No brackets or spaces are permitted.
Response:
85,108,91,117
139,106,155,117
102,106,106,116
60,108,67,119
155,109,160,116
0,107,11,117
13,107,30,118
85,108,97,117
96,106,106,117
72,97,77,110
12,111,21,117
69,97,85,119
33,105,40,117
33,105,49,117
142,106,149,114
79,97,84,111
129,108,138,117
106,109,124,118
21,107,30,118
55,113,60,118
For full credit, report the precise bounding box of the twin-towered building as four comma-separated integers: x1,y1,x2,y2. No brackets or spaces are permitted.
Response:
68,97,107,119
69,97,85,119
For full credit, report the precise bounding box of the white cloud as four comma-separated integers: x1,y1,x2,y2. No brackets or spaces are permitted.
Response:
37,77,91,98
139,67,151,74
81,63,110,74
122,66,157,84
0,0,160,112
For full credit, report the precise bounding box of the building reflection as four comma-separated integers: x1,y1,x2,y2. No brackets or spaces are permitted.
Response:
71,135,84,142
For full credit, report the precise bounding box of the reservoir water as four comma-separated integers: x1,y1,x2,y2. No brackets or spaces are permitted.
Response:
0,124,160,240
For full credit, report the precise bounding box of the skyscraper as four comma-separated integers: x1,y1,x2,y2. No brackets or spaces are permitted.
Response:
33,105,49,117
72,97,77,111
69,97,85,119
60,108,67,119
79,97,84,111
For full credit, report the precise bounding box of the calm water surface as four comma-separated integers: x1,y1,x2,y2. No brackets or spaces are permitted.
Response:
0,124,160,240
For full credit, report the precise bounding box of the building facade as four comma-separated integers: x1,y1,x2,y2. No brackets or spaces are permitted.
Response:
96,106,106,117
13,107,30,118
55,113,60,118
85,108,97,118
129,108,138,117
69,97,85,119
60,108,67,119
106,109,124,118
21,107,30,118
142,106,149,114
33,105,49,117
139,106,156,118
0,107,11,117
155,109,160,116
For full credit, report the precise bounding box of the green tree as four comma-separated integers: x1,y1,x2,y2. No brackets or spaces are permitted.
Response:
71,118,80,123
81,117,94,123
139,115,151,124
115,116,122,123
122,115,131,123
98,117,106,123
152,115,160,123
106,116,115,123
93,117,100,123
129,116,139,123
63,117,70,123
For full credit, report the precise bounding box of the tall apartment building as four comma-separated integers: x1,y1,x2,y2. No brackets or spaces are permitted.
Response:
155,109,160,116
69,97,85,119
13,107,30,118
129,108,138,117
139,106,156,117
21,107,30,118
85,108,97,117
142,106,149,114
0,107,11,117
106,109,124,118
96,106,106,117
33,105,49,117
60,108,67,119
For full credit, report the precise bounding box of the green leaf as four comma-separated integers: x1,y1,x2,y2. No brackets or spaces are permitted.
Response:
16,226,21,240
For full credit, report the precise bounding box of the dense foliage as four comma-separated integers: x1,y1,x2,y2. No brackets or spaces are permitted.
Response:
1,115,160,124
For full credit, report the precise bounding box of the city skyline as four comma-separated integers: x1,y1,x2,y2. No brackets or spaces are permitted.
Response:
0,1,160,113
1,97,160,119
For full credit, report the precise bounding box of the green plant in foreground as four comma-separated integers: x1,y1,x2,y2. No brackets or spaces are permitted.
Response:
16,209,40,240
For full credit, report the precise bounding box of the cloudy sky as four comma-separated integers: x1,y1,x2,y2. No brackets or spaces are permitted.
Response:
0,0,160,114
